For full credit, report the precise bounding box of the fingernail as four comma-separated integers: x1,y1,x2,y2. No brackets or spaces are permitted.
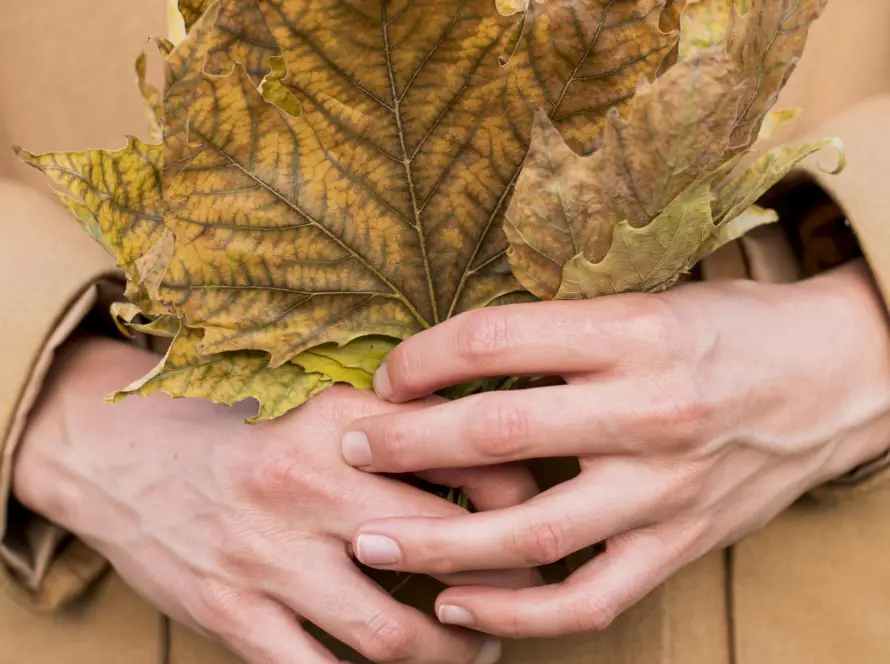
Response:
475,638,502,664
355,534,402,566
341,431,372,467
374,362,393,400
438,604,475,627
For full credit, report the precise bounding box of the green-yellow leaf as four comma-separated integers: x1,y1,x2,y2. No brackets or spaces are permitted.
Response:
293,337,398,390
109,325,330,423
691,204,778,264
259,56,300,117
714,137,846,225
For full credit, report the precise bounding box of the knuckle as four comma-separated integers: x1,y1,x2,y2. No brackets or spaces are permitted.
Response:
469,396,530,459
662,461,707,510
245,452,319,499
622,296,683,349
565,592,616,633
310,385,362,422
358,613,414,662
189,579,242,635
651,373,712,451
455,309,513,364
512,517,571,566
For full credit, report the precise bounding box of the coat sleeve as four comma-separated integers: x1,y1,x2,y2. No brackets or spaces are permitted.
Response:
792,95,890,497
0,178,119,610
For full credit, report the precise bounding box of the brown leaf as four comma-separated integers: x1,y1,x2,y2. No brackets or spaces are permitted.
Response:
725,0,829,150
554,178,716,299
505,52,744,299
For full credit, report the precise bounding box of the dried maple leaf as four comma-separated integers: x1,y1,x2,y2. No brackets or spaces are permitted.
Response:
178,0,279,82
15,140,167,291
505,52,744,298
505,0,838,301
152,0,680,366
108,324,331,423
17,0,838,422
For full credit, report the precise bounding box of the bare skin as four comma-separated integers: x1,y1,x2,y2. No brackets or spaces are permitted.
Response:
14,339,542,664
346,261,890,638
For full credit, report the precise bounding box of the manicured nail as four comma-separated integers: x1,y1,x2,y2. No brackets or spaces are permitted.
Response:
374,362,393,400
438,604,475,627
475,638,502,664
356,534,402,565
341,431,372,467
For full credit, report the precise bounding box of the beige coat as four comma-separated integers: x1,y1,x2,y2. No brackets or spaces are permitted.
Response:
2,1,890,662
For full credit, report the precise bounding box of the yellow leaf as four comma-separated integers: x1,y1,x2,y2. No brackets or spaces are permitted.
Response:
110,301,180,338
16,139,167,287
294,337,398,390
179,0,279,81
110,302,145,338
505,53,744,299
135,52,163,143
554,179,715,299
155,0,678,366
51,190,114,256
109,325,330,424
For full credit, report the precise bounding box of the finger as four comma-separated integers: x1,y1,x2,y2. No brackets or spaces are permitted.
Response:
354,461,670,573
335,470,540,589
272,555,503,664
345,383,657,473
418,463,540,511
374,299,654,402
219,598,339,664
432,523,699,639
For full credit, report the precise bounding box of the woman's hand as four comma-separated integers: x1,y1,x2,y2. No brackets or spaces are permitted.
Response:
14,339,536,664
343,260,890,639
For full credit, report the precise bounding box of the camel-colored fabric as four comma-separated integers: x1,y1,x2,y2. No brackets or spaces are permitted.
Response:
1,0,890,662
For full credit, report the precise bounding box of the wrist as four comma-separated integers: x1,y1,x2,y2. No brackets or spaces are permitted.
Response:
12,338,157,526
800,260,890,476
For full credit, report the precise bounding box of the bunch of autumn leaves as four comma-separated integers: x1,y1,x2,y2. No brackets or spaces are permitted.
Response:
18,0,840,421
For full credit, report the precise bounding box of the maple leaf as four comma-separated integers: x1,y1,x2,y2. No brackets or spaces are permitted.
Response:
14,139,167,291
505,0,838,301
108,324,331,423
179,0,280,82
17,0,837,422
293,337,398,390
151,0,679,366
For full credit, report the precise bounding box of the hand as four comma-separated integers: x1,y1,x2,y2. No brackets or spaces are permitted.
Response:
343,260,890,639
14,339,538,663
